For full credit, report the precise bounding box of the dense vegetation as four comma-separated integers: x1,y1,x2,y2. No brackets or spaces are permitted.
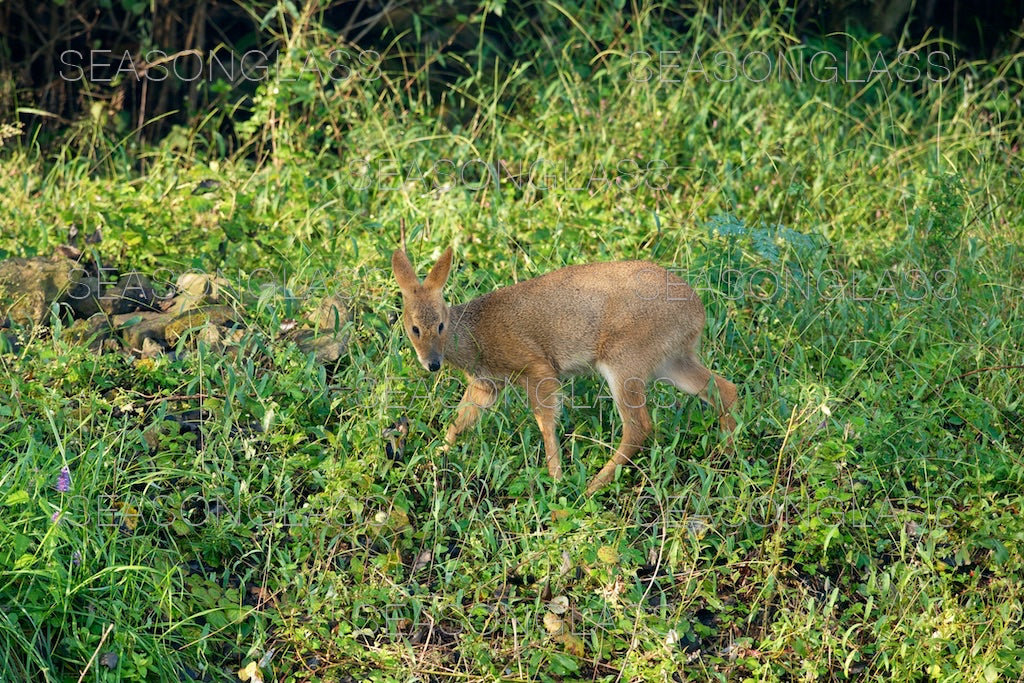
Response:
1,2,1022,681
4,0,1022,142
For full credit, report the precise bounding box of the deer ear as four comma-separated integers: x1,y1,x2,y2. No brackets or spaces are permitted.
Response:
392,249,421,293
422,247,453,291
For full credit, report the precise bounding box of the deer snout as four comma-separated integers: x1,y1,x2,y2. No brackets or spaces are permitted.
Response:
419,350,443,372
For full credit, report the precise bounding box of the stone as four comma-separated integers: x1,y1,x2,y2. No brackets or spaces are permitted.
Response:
114,311,171,350
64,314,114,350
140,337,165,358
66,277,102,318
284,293,351,364
100,272,156,315
292,328,348,364
175,273,232,309
0,256,81,325
163,305,241,345
313,293,349,331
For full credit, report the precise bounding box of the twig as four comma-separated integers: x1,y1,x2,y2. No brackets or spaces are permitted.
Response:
78,623,115,683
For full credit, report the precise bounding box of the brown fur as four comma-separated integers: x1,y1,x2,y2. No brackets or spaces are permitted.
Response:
392,246,737,494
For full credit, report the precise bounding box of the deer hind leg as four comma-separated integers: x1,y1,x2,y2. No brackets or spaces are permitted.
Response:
520,367,564,480
445,377,500,449
661,355,738,434
586,364,652,495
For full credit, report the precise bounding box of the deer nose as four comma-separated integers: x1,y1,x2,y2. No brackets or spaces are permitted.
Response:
427,359,442,372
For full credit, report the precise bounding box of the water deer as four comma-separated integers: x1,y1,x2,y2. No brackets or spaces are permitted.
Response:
392,246,737,494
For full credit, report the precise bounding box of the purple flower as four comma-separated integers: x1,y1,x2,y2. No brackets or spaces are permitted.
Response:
72,551,82,566
56,466,71,493
51,510,60,523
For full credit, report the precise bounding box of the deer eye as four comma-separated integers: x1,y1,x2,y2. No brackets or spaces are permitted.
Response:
411,325,420,337
438,322,445,334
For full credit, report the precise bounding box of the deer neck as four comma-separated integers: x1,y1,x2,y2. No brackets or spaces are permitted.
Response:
444,300,485,374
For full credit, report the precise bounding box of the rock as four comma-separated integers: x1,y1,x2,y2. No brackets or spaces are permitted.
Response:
66,276,102,318
313,294,349,331
196,324,223,347
54,244,83,260
64,314,114,350
158,295,196,314
140,337,165,358
292,328,348,364
0,255,81,325
100,272,156,315
164,305,241,345
285,293,350,364
110,303,243,355
114,311,171,350
175,273,232,309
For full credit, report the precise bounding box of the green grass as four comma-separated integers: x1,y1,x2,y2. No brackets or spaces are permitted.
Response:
2,3,1023,681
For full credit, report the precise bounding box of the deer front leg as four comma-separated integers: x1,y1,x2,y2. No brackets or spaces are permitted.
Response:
514,362,564,480
444,377,500,450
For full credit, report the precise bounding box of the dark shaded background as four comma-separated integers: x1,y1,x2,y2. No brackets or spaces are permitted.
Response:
1,0,1022,146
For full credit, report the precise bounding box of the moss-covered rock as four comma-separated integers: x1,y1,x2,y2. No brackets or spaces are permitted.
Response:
114,311,171,350
0,255,81,325
163,305,241,345
289,293,350,363
64,314,115,350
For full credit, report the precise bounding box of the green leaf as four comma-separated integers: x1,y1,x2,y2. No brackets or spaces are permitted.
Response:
547,651,580,675
14,553,36,570
4,490,29,506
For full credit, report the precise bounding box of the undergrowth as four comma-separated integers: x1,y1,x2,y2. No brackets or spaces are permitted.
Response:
1,2,1022,682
